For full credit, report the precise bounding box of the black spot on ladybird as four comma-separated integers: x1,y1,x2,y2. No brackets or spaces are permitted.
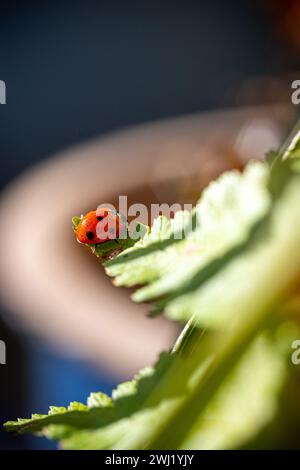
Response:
97,216,103,221
86,231,94,241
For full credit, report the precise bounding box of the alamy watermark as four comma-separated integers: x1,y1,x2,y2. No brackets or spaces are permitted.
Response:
0,340,6,365
85,197,194,241
291,339,300,365
0,80,6,104
291,80,300,105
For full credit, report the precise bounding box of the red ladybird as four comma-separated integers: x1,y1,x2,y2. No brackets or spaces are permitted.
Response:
76,207,126,244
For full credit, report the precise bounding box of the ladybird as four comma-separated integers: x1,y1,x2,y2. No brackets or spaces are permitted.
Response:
76,208,126,244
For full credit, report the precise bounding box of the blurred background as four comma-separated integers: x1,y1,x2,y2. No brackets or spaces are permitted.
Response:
0,0,300,449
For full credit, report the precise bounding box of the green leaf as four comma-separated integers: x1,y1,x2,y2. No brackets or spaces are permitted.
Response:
105,211,191,287
71,216,82,230
4,352,174,444
132,162,270,309
87,393,113,409
163,174,300,327
144,174,300,449
180,333,287,449
40,327,289,450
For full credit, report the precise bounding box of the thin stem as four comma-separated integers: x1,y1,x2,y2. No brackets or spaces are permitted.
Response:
171,315,196,355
